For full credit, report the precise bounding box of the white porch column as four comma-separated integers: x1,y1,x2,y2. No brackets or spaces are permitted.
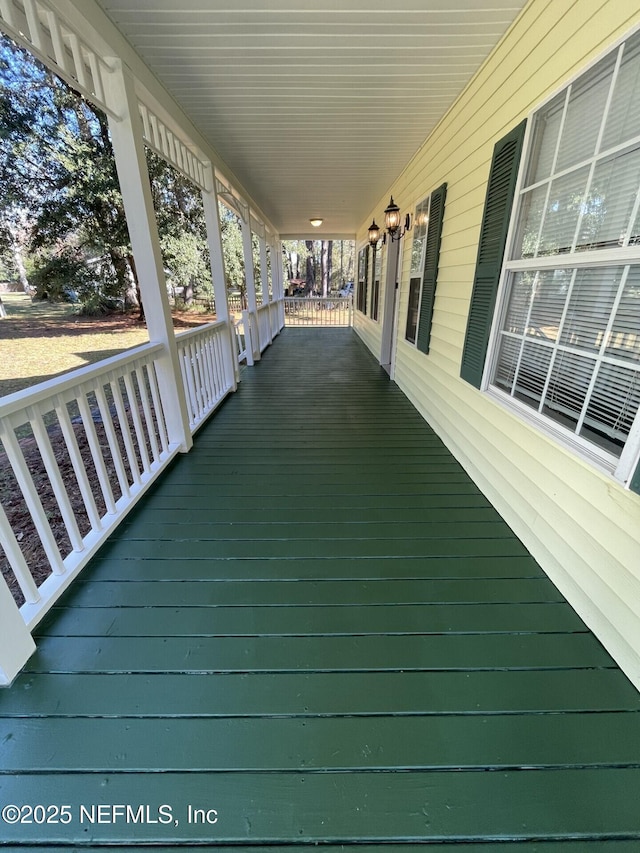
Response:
202,180,238,387
257,234,273,345
259,235,269,303
0,576,35,686
104,62,192,452
240,214,260,360
273,238,286,328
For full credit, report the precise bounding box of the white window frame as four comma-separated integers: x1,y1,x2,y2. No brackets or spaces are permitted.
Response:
484,25,640,488
405,194,431,346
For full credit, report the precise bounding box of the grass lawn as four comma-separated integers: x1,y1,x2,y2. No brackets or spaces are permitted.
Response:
0,292,217,398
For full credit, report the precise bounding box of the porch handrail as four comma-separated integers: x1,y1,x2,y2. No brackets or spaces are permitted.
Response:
0,341,164,420
284,295,353,326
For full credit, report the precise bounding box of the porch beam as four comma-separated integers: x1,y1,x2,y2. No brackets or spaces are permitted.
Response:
104,61,192,453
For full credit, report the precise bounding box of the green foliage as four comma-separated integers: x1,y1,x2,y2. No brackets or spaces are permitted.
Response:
218,203,246,301
146,150,212,305
29,248,92,302
0,35,217,318
0,33,135,303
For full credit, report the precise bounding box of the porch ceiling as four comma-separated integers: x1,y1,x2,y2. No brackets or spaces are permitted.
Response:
94,0,528,238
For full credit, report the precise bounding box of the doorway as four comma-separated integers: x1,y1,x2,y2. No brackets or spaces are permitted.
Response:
379,238,400,376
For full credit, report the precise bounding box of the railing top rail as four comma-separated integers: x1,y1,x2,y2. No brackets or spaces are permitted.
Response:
284,296,352,302
0,341,164,420
174,319,227,344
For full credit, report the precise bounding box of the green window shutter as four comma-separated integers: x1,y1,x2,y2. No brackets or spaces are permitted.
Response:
416,182,447,355
630,460,640,496
460,119,527,387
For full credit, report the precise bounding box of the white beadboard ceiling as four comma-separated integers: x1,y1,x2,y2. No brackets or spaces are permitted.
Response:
95,0,528,237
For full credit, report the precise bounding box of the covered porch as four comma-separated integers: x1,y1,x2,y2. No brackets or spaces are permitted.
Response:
1,329,640,847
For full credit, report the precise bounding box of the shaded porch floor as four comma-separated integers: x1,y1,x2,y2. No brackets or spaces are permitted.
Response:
1,328,640,850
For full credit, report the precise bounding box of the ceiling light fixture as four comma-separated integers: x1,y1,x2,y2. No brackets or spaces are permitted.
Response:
368,196,412,247
309,217,323,227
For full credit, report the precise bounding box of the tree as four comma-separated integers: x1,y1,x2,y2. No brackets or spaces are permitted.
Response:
305,240,316,292
0,33,138,312
218,203,246,306
146,150,211,308
321,240,332,297
0,34,215,321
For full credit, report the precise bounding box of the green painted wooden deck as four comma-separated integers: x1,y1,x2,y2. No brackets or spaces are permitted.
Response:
1,328,640,851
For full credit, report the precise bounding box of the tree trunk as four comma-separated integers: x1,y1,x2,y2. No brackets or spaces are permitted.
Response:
321,240,333,296
126,253,145,323
184,275,195,306
11,242,29,292
305,240,315,293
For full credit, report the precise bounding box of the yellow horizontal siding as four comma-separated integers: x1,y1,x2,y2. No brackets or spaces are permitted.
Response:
357,0,640,688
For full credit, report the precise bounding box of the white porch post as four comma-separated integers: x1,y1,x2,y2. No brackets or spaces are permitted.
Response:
201,178,238,387
0,575,35,686
273,238,286,328
258,233,273,345
259,235,269,303
104,62,192,452
240,214,260,360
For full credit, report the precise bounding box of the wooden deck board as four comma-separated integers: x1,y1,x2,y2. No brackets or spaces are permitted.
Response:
1,769,640,843
1,328,639,848
24,632,615,673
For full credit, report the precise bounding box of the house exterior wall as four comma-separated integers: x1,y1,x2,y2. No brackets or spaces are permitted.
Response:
355,0,640,689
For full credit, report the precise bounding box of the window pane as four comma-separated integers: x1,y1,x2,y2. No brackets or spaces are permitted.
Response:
502,271,533,335
602,32,640,151
405,277,420,343
410,198,429,275
514,185,546,258
576,145,640,250
538,166,590,255
526,93,564,185
515,339,552,407
556,53,615,172
559,267,622,353
493,334,521,393
527,270,567,342
607,266,640,362
582,361,640,451
542,349,594,429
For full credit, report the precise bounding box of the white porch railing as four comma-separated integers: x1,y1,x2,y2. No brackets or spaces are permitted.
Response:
0,318,239,685
235,299,285,367
175,320,236,433
284,296,353,326
234,315,249,364
0,343,178,646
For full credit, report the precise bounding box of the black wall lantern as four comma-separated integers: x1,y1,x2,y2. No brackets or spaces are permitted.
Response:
368,196,412,247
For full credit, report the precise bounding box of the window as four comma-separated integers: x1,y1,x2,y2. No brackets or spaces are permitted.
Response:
486,30,640,486
405,184,447,352
357,247,369,314
406,196,429,343
371,244,381,321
